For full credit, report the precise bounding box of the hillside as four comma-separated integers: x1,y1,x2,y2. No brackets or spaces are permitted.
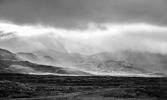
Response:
0,48,21,60
16,52,41,63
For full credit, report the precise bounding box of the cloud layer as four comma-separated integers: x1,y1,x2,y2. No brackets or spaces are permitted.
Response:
0,0,167,28
1,0,167,54
1,0,167,74
1,22,167,55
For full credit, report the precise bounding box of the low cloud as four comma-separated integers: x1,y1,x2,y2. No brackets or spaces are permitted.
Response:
0,22,167,55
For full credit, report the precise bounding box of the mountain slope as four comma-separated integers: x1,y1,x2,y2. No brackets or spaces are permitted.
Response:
0,59,92,75
34,49,85,66
88,51,167,73
0,48,92,76
0,47,166,77
16,52,40,63
42,56,56,62
0,48,21,60
96,60,148,74
88,52,117,62
74,60,151,76
41,55,58,65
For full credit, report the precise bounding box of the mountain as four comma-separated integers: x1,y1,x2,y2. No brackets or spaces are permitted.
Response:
42,55,57,63
88,51,167,73
17,52,59,66
88,52,117,62
0,59,92,75
0,60,91,75
74,60,148,76
0,48,21,60
1,47,166,77
41,55,58,66
34,49,85,66
96,60,148,74
119,51,167,73
74,60,99,71
16,52,40,63
149,72,167,77
0,48,92,76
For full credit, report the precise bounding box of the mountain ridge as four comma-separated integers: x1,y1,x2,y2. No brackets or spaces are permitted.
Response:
0,47,166,77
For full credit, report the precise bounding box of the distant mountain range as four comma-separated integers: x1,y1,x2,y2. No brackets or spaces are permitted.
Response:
74,60,151,77
0,47,166,77
0,48,21,60
17,52,41,63
96,60,147,74
42,55,57,64
87,51,167,74
0,48,92,76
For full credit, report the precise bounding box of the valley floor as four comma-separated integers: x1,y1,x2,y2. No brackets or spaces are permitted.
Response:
0,73,167,100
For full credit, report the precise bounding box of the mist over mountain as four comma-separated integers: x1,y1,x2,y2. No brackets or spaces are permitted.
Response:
33,49,85,67
0,48,21,60
0,48,92,76
0,0,167,77
96,60,147,73
1,1,167,100
87,51,167,73
42,56,57,64
16,52,41,63
1,47,165,77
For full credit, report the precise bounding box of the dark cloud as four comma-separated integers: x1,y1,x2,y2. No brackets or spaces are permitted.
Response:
0,0,167,28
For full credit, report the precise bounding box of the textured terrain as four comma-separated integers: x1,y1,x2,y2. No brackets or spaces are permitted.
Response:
0,73,167,100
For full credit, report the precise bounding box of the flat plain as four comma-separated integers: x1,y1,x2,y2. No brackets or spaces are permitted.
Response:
0,73,167,100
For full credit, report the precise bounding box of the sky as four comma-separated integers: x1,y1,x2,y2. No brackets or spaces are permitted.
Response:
0,0,167,55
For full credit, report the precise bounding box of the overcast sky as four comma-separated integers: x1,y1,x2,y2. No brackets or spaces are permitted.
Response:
0,0,167,55
0,0,167,28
